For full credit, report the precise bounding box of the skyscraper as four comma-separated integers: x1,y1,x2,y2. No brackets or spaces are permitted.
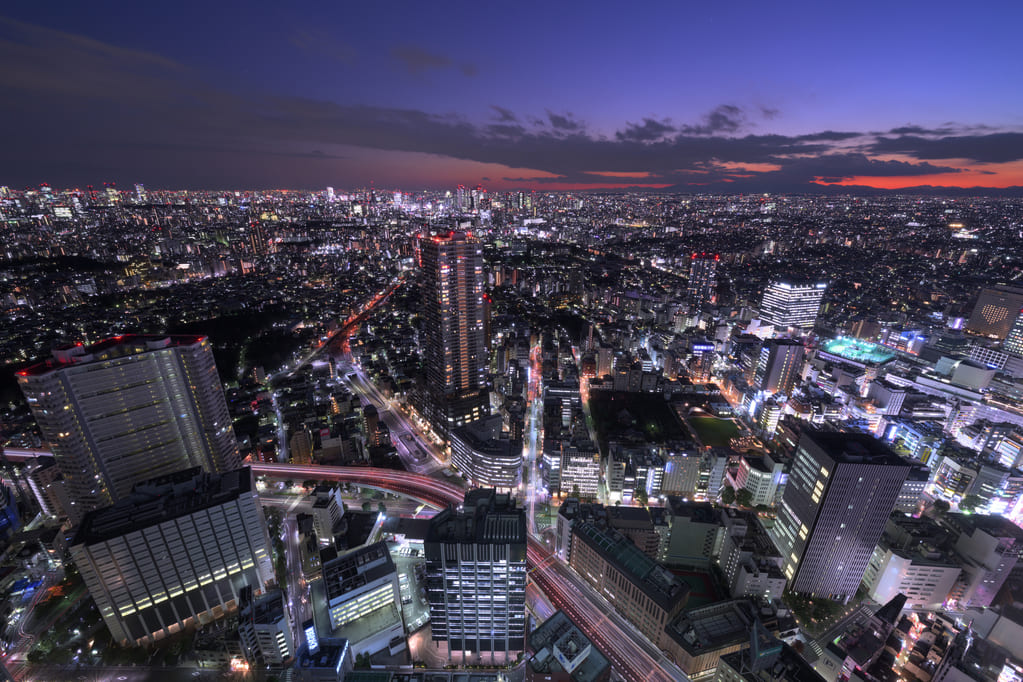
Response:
758,280,827,332
753,339,805,395
686,253,719,310
425,489,527,660
773,430,909,602
17,335,240,519
420,231,489,436
966,286,1023,339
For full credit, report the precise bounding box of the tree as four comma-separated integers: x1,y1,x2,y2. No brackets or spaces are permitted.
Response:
932,499,950,514
634,487,648,506
959,494,983,513
362,501,373,512
735,488,754,508
378,502,387,514
720,485,736,505
571,484,580,499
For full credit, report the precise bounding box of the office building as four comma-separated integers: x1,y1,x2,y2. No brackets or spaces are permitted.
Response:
293,638,353,682
17,335,240,519
420,231,489,436
861,515,960,611
715,623,825,682
758,281,827,332
322,541,404,657
661,499,722,568
69,467,274,645
966,285,1023,339
687,253,719,310
753,339,805,395
425,489,527,658
717,510,786,601
773,430,910,602
1006,309,1023,356
309,485,345,546
238,587,295,666
733,455,784,508
23,455,71,519
526,610,611,682
569,521,689,650
450,416,522,490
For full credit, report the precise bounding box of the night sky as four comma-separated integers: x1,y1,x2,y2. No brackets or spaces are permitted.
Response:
2,1,1022,192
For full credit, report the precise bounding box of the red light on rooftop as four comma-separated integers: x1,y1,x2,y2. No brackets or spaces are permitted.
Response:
16,371,28,376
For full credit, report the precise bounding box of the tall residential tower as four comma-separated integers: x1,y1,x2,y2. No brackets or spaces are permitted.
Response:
420,231,489,436
17,335,240,520
758,280,827,333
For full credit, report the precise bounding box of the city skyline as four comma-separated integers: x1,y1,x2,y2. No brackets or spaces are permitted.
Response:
2,2,1023,193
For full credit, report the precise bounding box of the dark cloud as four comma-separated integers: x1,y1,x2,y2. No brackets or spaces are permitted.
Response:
390,44,476,77
616,118,676,142
0,18,1011,191
760,106,780,120
490,106,518,122
869,132,1023,163
546,111,585,132
680,105,745,135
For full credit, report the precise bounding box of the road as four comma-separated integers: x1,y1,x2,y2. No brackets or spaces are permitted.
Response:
251,462,688,681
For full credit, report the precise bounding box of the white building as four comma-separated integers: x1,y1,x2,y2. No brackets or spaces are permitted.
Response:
17,335,240,520
69,467,274,645
238,589,295,665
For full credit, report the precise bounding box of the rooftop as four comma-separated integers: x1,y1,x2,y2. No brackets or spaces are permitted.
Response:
322,541,396,601
527,611,610,682
72,466,252,546
802,430,908,467
572,522,688,611
18,334,208,377
819,337,896,367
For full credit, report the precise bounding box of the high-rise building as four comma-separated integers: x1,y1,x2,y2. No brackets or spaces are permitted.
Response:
966,286,1023,339
758,281,827,332
773,430,910,602
753,339,805,395
420,231,489,435
69,467,274,645
1004,309,1023,356
425,489,527,659
686,253,719,310
17,335,240,520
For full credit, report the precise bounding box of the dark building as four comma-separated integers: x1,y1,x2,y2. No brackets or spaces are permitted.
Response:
773,430,910,602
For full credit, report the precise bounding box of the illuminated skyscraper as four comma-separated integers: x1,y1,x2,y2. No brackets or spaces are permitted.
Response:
420,231,489,435
773,430,909,602
425,490,527,660
1003,309,1023,357
686,253,719,310
753,339,805,395
967,286,1023,339
17,335,240,520
758,280,827,332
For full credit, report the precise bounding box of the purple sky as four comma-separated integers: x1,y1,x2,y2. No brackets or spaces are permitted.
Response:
2,1,1022,192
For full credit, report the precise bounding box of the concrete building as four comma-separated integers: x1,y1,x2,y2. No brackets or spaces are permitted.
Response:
717,510,786,602
733,455,784,508
754,340,805,396
322,541,405,658
861,515,961,611
238,588,295,666
309,485,346,546
17,335,240,520
687,253,719,311
661,498,722,568
569,521,689,650
966,285,1023,339
23,455,71,519
425,489,527,659
773,430,910,602
69,467,274,645
941,512,1023,609
450,416,522,491
526,610,611,682
758,281,827,333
